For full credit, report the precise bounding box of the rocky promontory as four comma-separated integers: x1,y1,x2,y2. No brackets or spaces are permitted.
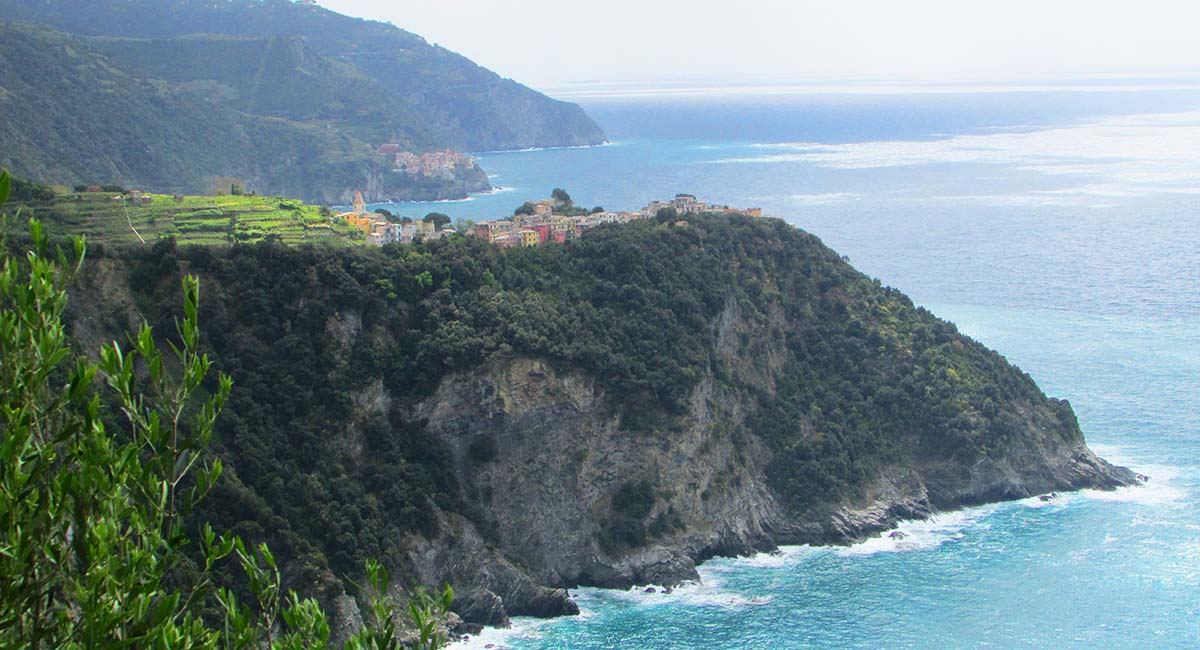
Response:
66,213,1135,639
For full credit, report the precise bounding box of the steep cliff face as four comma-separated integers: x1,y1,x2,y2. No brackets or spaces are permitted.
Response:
417,359,773,589
61,215,1134,634
411,331,1130,604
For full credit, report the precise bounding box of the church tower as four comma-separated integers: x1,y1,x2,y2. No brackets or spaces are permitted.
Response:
352,191,366,215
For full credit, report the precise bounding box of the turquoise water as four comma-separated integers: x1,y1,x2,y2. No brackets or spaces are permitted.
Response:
407,90,1200,648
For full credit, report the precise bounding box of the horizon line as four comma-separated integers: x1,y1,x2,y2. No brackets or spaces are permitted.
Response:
531,72,1200,100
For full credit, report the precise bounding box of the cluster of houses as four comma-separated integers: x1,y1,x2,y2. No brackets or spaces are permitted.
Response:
467,194,762,248
336,192,455,246
334,191,763,248
640,194,762,219
469,205,639,247
103,189,153,205
376,146,477,180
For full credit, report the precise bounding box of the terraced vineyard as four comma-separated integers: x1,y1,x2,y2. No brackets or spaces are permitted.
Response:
18,191,364,247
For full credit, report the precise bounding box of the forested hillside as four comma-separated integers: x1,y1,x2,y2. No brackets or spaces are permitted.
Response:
0,0,604,200
60,213,1132,630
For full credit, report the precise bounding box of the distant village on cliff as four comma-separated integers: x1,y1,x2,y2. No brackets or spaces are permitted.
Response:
336,188,763,247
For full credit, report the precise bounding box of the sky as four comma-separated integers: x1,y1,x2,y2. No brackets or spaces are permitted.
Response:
317,0,1200,92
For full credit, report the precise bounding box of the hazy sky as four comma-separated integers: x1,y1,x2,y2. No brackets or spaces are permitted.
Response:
319,0,1200,90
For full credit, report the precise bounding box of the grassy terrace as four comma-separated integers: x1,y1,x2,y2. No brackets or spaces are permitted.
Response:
15,191,364,247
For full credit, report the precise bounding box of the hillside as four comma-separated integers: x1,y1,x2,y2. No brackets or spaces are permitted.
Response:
0,0,606,150
0,0,605,200
13,188,364,246
0,22,490,203
61,213,1133,638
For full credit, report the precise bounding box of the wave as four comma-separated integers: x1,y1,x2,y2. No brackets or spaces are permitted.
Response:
452,614,564,649
577,576,774,612
1080,444,1189,506
837,506,999,556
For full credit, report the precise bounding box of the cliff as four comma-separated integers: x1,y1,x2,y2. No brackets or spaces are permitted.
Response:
62,214,1133,636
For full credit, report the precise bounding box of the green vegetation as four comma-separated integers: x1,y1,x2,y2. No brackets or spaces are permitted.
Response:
0,0,604,200
10,189,363,247
0,171,452,648
551,188,573,206
423,213,451,229
44,208,1082,578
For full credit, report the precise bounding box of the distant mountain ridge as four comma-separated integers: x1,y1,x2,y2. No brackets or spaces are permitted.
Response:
0,0,605,201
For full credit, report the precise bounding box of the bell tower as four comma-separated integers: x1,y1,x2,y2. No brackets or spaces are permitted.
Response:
352,191,366,214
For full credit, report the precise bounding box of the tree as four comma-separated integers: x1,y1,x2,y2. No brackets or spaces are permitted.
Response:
514,202,535,216
591,206,604,214
0,170,454,649
655,207,678,223
551,188,573,207
375,208,395,219
8,175,56,202
423,212,451,229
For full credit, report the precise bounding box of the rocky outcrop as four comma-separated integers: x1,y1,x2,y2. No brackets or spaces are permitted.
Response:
401,325,1134,629
416,360,785,593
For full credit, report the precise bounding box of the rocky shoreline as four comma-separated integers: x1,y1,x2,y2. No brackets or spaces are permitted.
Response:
449,462,1136,634
398,357,1138,635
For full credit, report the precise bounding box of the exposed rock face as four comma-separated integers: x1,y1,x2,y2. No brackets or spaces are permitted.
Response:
391,292,1136,627
404,513,579,623
408,355,1132,626
418,359,783,592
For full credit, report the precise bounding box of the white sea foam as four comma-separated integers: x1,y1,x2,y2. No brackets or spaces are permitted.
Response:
451,614,561,649
1081,475,1188,506
723,545,815,568
1077,444,1190,506
559,574,777,615
837,506,997,556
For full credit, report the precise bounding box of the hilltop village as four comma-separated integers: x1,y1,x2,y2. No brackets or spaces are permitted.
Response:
336,190,763,247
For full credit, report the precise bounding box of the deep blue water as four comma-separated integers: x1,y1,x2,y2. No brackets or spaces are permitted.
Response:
397,89,1200,649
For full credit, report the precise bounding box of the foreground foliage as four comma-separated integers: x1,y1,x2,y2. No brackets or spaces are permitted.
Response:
0,170,452,648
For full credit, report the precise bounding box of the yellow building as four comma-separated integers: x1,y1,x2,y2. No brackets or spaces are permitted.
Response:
343,213,375,234
520,229,539,247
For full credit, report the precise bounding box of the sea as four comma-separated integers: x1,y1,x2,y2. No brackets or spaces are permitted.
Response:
373,84,1200,649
